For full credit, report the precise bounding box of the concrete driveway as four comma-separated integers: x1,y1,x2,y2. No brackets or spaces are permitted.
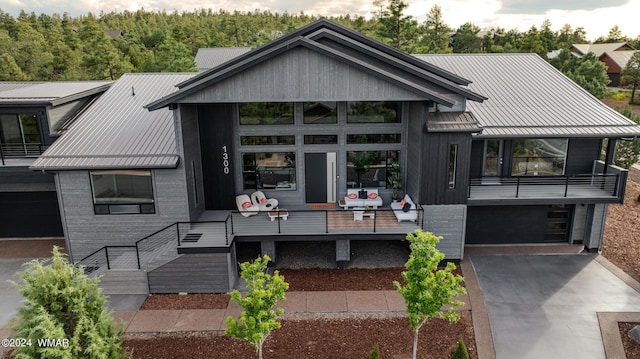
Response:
0,258,32,328
471,254,640,359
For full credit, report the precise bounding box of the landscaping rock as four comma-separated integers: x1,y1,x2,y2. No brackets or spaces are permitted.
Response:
629,325,640,344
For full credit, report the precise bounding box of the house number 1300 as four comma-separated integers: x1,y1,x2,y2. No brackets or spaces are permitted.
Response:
222,146,230,174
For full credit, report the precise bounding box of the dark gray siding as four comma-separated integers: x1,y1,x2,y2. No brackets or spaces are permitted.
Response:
0,191,62,237
566,138,601,175
405,102,425,201
56,168,190,261
179,47,465,103
469,140,484,178
422,131,471,205
0,167,55,192
178,104,206,220
147,253,231,293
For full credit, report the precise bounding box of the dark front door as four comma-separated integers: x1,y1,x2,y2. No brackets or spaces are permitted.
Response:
305,153,327,203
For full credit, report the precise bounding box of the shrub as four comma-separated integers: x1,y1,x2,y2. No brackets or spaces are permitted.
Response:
451,340,469,359
10,246,127,358
369,345,381,359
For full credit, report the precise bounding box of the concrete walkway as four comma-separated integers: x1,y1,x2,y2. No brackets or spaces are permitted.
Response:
112,290,471,333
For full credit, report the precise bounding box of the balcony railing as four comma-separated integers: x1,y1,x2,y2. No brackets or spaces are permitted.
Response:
468,172,624,203
0,143,49,165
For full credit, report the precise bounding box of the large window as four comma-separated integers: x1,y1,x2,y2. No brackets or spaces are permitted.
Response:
242,152,296,191
239,103,294,125
346,151,399,188
0,113,41,156
90,170,155,214
347,134,401,144
303,102,337,124
511,139,568,176
346,102,401,123
240,135,295,145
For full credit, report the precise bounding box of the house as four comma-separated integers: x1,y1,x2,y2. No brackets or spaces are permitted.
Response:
28,20,640,294
0,81,111,238
599,51,639,87
570,42,634,58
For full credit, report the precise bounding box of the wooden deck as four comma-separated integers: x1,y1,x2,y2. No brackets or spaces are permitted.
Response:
178,208,423,250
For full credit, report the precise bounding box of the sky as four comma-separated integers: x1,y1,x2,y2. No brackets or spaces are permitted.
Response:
1,0,639,41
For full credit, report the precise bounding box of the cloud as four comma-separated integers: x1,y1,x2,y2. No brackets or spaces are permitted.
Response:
497,0,630,14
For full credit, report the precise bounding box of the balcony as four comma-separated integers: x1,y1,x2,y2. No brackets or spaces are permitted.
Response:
0,143,49,166
468,162,627,205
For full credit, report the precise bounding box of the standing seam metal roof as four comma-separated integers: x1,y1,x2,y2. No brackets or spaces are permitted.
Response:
414,53,640,138
0,82,112,106
30,73,195,170
194,48,252,70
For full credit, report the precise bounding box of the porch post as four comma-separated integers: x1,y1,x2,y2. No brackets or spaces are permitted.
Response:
261,240,276,265
336,240,350,268
604,139,617,173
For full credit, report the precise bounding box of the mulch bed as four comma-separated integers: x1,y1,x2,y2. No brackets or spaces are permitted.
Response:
619,322,640,359
124,313,476,359
140,294,230,310
280,267,404,291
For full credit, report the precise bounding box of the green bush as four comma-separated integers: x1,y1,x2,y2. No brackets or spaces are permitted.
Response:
606,90,630,101
369,345,381,359
451,340,469,359
11,246,127,358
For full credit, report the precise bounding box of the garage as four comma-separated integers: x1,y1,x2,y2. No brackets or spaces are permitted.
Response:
0,191,63,238
466,205,573,244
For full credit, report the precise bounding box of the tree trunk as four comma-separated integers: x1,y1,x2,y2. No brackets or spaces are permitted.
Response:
412,328,419,359
632,81,638,104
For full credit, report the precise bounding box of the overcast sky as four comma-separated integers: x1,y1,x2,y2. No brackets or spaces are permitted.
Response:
2,0,638,41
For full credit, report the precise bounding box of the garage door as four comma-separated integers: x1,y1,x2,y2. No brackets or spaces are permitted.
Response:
0,192,63,238
466,205,572,244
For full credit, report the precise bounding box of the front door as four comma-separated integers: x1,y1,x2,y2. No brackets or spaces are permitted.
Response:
304,152,336,203
483,140,504,177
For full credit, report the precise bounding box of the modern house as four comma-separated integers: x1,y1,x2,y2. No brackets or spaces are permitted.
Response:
599,50,639,87
570,42,634,58
0,81,111,238
27,19,640,293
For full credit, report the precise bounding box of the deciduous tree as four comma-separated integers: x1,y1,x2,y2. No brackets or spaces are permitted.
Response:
622,51,640,104
394,230,466,359
226,254,288,359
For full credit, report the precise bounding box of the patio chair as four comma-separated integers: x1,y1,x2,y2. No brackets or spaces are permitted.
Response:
236,194,260,217
251,190,279,211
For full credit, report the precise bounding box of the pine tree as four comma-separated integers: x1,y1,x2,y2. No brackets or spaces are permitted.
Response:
10,246,127,358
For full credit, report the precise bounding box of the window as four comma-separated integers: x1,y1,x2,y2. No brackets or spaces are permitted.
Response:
448,144,458,189
304,135,338,144
511,139,568,176
347,102,401,123
239,103,294,125
303,102,337,124
0,113,41,156
240,135,295,145
346,134,401,144
346,151,399,188
90,170,155,214
242,152,296,191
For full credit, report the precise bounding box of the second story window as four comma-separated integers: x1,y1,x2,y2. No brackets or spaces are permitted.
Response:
511,139,568,176
0,113,41,156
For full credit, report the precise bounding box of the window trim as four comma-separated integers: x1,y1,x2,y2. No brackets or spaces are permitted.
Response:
89,170,156,215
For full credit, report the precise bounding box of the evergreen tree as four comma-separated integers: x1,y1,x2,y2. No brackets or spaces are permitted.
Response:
621,51,640,104
419,5,452,53
452,22,481,53
78,15,132,80
154,34,197,72
0,53,28,80
519,26,546,57
10,246,127,358
376,0,418,52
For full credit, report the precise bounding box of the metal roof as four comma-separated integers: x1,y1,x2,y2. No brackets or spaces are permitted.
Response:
0,82,112,106
601,50,638,69
31,73,195,170
194,47,252,70
571,43,632,57
414,53,640,138
427,112,482,133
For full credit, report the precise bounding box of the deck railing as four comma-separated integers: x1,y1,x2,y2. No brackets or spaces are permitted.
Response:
468,173,622,200
76,206,423,274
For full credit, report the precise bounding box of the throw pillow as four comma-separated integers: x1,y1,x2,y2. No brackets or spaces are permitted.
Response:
400,199,406,207
367,192,378,199
347,193,358,199
402,202,411,213
260,198,267,204
358,190,368,199
241,201,252,209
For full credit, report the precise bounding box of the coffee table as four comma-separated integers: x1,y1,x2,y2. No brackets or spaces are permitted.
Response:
267,209,289,221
